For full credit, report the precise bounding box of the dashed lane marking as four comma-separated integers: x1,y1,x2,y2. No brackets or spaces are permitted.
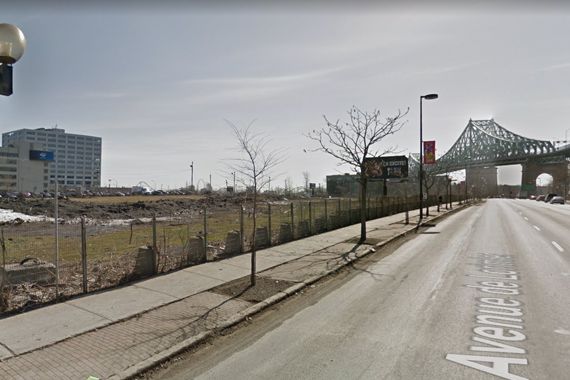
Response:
533,225,541,231
523,217,528,221
552,241,564,252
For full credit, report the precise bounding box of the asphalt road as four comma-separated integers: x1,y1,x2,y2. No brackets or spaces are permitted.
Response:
152,199,570,380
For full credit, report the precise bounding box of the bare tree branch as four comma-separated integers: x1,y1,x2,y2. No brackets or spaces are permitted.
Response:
306,105,409,242
225,120,285,285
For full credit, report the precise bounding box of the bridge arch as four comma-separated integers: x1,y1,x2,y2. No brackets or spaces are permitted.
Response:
522,161,568,196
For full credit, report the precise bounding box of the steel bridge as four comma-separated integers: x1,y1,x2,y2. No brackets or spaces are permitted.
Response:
413,119,570,197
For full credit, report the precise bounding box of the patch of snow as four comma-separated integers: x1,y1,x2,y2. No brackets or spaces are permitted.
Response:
0,208,51,223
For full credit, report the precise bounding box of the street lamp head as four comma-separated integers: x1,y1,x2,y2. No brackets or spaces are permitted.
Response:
422,93,438,100
0,23,26,64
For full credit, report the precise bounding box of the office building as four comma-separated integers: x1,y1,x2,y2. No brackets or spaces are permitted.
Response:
0,140,48,193
2,127,101,190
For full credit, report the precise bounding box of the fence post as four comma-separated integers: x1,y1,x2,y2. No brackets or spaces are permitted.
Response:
203,207,208,255
308,201,312,235
1,229,6,294
348,198,352,225
240,205,244,253
152,214,158,274
267,203,272,246
80,216,88,294
324,199,328,230
290,202,294,239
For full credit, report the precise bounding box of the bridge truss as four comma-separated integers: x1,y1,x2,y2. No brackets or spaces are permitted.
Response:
435,119,557,172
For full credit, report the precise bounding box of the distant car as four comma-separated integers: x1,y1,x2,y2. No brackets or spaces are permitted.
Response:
544,193,558,202
549,196,565,204
536,195,545,201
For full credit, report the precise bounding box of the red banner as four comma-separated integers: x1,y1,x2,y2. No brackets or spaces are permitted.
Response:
423,140,436,164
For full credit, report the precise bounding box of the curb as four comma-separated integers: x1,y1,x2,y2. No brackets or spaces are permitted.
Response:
116,202,473,379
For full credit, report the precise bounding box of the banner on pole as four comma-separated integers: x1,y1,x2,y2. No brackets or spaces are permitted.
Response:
423,140,436,164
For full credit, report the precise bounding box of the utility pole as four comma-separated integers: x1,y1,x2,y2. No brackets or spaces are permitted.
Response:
190,161,194,191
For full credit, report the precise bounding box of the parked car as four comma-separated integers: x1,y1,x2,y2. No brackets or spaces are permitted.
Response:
544,193,558,202
549,196,565,204
536,195,545,201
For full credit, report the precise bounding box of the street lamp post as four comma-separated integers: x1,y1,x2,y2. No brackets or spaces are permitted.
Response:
0,23,26,96
419,93,438,226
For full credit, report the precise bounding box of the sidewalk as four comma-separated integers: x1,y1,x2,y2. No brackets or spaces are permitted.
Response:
0,203,468,380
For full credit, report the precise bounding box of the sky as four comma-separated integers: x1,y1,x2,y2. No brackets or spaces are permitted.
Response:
2,1,570,190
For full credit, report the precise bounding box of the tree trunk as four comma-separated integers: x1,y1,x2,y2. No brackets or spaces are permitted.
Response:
359,174,367,243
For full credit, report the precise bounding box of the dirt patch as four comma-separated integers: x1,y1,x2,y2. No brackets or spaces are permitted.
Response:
210,275,296,303
0,193,291,221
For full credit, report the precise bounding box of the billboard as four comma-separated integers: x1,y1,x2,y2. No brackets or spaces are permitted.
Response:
29,150,54,161
423,140,436,164
364,155,408,180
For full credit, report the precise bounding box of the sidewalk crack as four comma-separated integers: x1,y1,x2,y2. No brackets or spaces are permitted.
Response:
65,302,113,321
0,341,16,357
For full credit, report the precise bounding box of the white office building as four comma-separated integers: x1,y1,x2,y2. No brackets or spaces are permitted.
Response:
2,128,102,190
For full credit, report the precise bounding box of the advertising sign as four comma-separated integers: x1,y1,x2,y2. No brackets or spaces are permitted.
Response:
364,155,408,180
423,140,436,164
29,150,54,161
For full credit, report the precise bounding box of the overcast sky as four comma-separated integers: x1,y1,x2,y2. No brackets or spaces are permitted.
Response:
2,1,569,189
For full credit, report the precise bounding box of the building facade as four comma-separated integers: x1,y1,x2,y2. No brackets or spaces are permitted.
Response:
0,141,48,193
2,128,102,190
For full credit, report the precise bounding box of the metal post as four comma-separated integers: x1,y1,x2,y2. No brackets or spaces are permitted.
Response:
152,214,158,273
267,203,272,246
419,96,423,223
324,199,328,230
308,201,312,235
54,140,60,298
81,216,88,293
405,186,409,224
290,202,294,239
203,207,207,254
239,205,244,253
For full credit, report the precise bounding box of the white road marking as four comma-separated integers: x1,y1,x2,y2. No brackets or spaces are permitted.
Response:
554,329,570,335
533,225,541,231
552,241,564,252
523,217,528,221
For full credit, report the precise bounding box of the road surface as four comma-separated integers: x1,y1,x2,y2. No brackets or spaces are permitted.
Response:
152,199,570,380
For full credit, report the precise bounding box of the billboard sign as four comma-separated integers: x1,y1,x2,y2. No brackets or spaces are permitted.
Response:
423,140,436,164
364,155,408,180
29,150,54,161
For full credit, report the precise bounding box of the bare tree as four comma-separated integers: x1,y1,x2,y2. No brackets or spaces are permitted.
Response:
422,165,438,216
307,106,408,242
227,121,284,286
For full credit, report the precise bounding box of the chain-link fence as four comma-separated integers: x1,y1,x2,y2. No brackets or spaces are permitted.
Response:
0,194,462,315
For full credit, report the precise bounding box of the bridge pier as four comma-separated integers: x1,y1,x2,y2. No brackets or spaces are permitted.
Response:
466,166,498,198
521,159,569,197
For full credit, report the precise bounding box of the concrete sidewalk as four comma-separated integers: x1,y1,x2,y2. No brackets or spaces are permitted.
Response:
0,203,468,380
